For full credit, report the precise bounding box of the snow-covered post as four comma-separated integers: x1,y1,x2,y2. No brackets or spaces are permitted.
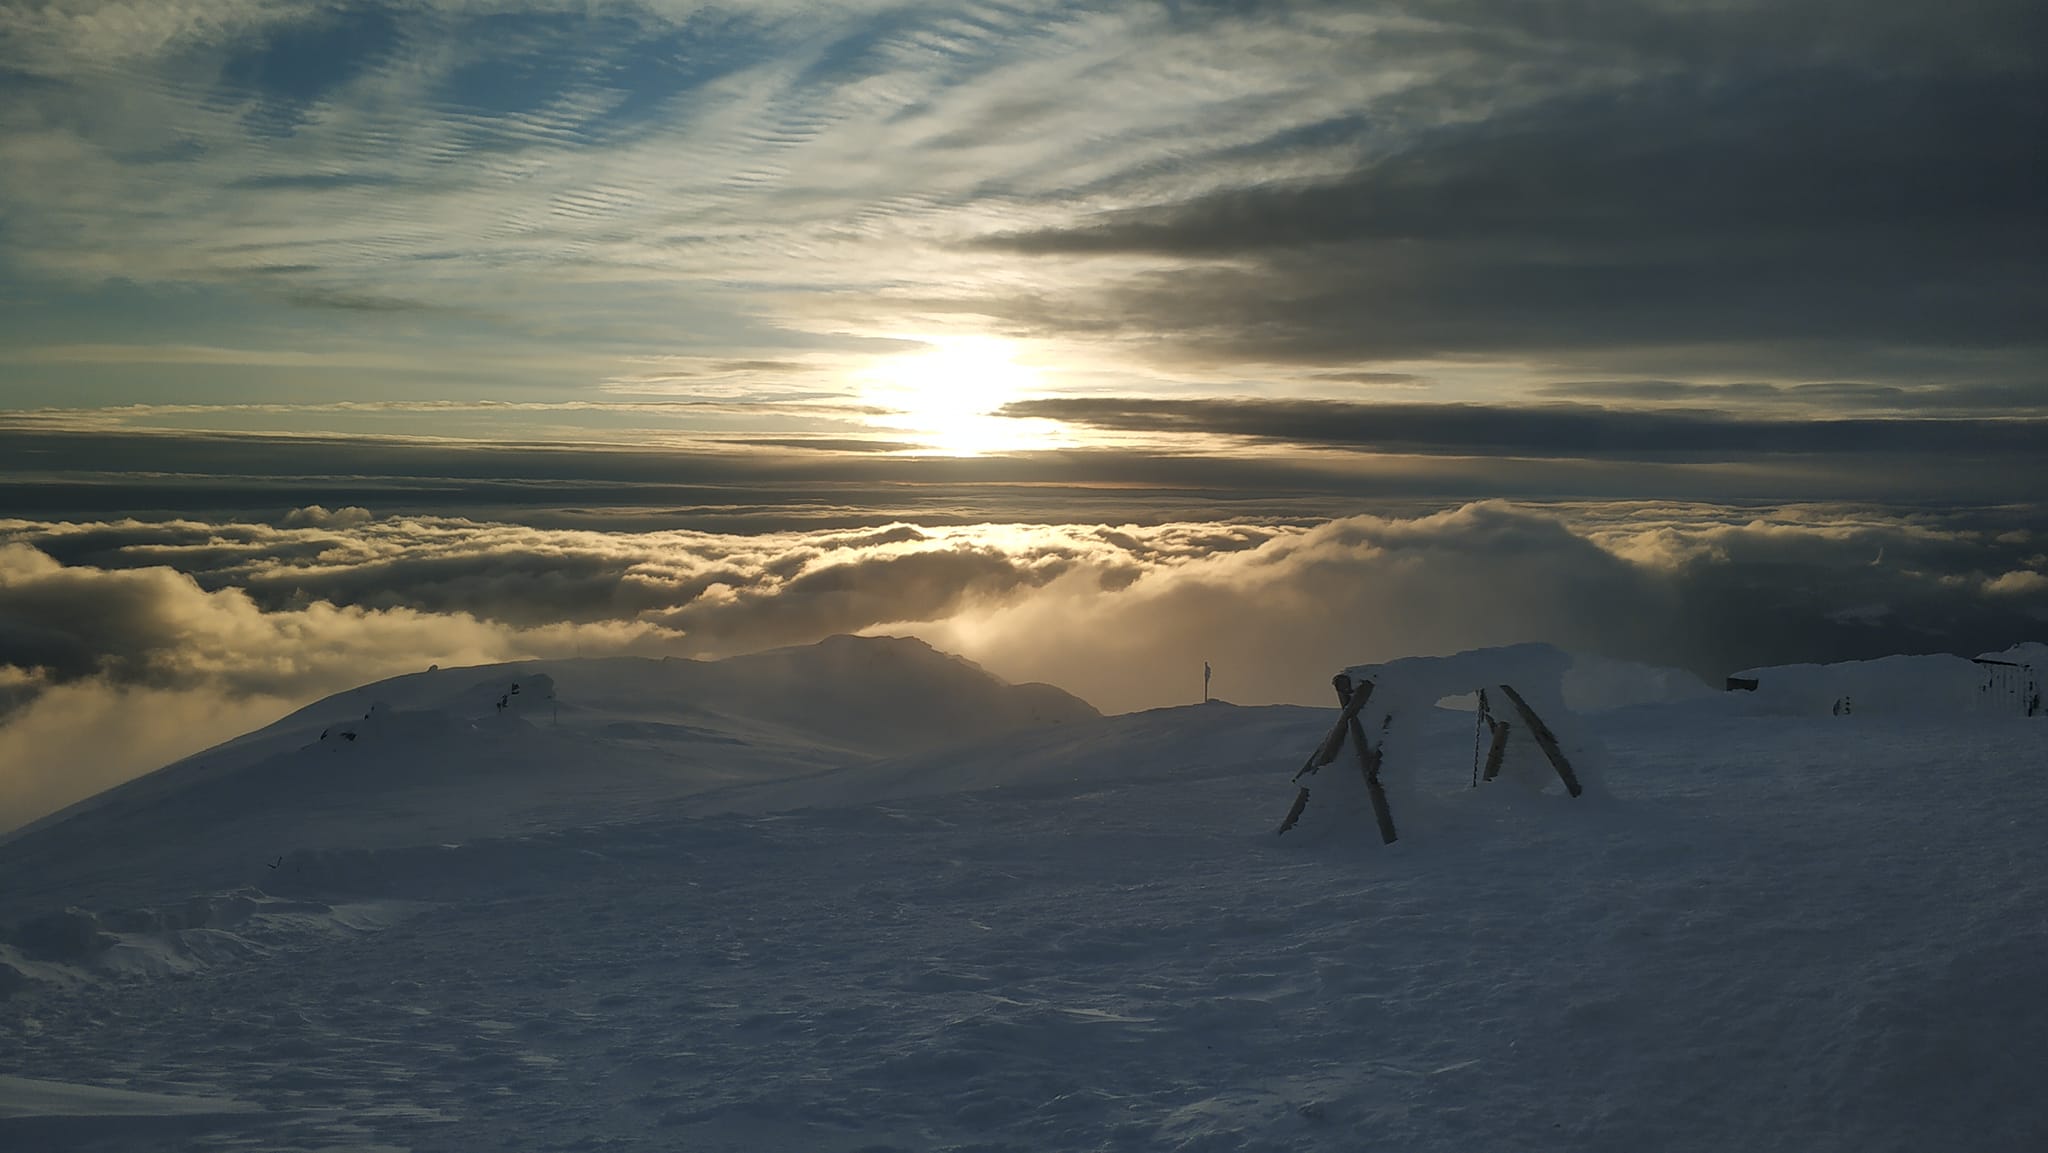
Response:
1282,677,1383,834
1495,683,1583,797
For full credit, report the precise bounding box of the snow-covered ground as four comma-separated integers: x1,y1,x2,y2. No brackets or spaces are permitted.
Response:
2,636,2044,1151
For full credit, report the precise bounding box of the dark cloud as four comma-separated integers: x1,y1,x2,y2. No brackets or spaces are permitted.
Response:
1534,380,2048,414
1315,372,1424,386
225,173,402,190
973,2,2047,384
999,397,2048,459
722,437,927,454
9,421,2048,528
282,288,436,313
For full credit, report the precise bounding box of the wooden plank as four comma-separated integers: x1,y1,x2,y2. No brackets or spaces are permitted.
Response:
1363,773,1397,844
1495,683,1583,797
1276,786,1311,835
1482,718,1512,781
1346,710,1397,844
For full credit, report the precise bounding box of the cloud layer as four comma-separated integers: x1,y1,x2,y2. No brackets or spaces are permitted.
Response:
3,500,2042,830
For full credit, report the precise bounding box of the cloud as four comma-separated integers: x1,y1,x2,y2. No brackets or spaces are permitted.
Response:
1985,571,2048,598
1532,380,2048,415
722,436,927,453
2,498,2043,830
0,680,303,837
281,504,374,528
912,502,2048,712
960,1,2047,388
6,420,2047,526
0,540,680,695
0,495,2039,831
0,526,693,829
996,397,2048,459
281,287,439,313
0,0,2037,432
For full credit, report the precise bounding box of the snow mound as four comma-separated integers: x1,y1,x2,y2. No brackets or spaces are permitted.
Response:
1345,642,1608,798
1271,644,1612,846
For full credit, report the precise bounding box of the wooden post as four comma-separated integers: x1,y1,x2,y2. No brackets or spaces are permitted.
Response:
1336,678,1397,844
1495,683,1583,797
1293,675,1376,782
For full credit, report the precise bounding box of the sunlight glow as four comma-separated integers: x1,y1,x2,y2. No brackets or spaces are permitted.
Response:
855,336,1066,455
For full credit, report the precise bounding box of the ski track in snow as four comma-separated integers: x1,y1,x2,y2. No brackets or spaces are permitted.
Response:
2,657,2046,1151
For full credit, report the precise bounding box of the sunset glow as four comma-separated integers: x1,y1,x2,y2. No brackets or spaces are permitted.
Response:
856,337,1065,455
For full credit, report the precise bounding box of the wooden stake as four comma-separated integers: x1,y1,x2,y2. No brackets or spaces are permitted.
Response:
1495,683,1583,797
1336,681,1397,844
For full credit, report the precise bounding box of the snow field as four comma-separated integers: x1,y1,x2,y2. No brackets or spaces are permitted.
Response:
1,639,2044,1151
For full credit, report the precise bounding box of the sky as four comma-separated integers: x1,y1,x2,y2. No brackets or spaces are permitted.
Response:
1,0,2044,829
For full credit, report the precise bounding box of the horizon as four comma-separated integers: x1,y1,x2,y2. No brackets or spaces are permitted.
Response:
2,0,2044,829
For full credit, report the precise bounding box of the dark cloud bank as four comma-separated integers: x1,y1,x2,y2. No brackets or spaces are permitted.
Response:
977,0,2046,391
6,418,2046,524
1000,398,2048,459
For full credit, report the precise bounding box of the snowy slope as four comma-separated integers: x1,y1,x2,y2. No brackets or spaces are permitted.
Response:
2,642,2045,1152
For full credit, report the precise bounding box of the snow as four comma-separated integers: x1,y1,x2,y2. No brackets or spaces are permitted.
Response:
1321,643,1610,827
1732,643,2047,717
2,635,2045,1152
0,1074,255,1120
1980,641,2048,667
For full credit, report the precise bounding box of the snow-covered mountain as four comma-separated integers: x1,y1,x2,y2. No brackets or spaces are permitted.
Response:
0,635,1097,917
1,639,2043,1152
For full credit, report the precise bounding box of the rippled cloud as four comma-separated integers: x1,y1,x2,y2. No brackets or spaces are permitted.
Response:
3,1,2039,413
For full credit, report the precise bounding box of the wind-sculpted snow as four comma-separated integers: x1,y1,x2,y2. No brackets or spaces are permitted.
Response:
1,642,2044,1151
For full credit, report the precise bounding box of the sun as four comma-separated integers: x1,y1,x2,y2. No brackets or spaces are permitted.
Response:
854,336,1062,455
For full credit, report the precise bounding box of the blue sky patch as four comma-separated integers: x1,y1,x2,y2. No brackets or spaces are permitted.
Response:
219,3,405,135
